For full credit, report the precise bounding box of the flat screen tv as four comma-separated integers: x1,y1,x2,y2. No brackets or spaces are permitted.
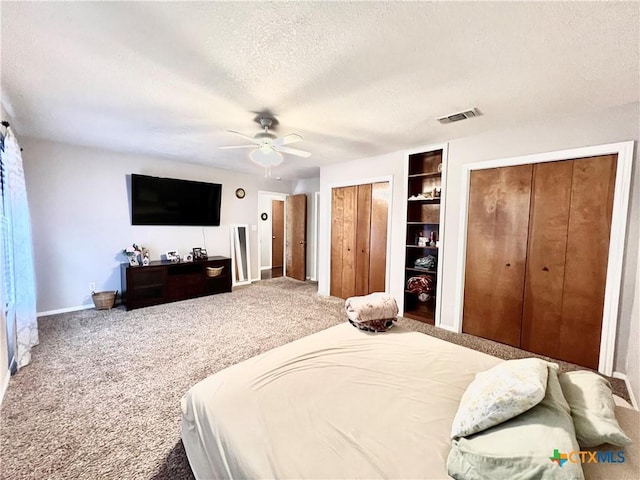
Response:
131,174,222,226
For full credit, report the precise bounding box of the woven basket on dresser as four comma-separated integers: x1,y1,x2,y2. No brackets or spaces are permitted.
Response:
206,266,224,278
92,291,117,310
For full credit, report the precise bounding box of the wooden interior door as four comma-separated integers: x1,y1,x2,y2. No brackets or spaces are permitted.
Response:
559,154,617,369
368,181,389,293
521,161,573,359
285,194,307,281
271,200,284,268
463,165,533,347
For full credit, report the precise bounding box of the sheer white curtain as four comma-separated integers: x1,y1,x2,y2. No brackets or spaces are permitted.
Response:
1,127,38,371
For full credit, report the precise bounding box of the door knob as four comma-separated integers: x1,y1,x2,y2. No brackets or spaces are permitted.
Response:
272,236,276,239
299,241,304,244
542,266,549,272
505,262,511,267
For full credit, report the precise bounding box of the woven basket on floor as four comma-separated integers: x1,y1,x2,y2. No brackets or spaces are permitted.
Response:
206,266,224,278
92,291,117,310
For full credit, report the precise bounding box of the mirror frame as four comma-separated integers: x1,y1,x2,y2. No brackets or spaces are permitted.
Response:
230,224,251,286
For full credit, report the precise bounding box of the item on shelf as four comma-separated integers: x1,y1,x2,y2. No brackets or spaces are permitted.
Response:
437,162,443,173
408,193,432,201
414,255,437,270
123,243,147,266
415,231,425,245
192,247,207,260
183,253,194,262
165,250,180,262
429,231,437,246
206,266,224,277
418,236,428,247
406,275,435,302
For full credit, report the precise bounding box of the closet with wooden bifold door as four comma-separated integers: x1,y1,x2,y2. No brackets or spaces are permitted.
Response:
463,154,617,370
331,182,389,299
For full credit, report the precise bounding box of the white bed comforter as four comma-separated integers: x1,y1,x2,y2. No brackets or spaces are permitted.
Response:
180,324,501,479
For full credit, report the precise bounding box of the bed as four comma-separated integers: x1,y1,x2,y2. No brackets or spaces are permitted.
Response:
180,323,638,479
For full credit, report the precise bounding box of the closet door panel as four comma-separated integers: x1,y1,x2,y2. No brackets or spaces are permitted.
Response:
463,165,532,347
355,184,372,296
369,182,389,293
561,154,617,369
330,187,344,298
521,161,573,357
340,186,358,299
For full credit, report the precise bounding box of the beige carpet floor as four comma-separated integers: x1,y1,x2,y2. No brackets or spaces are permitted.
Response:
0,277,629,479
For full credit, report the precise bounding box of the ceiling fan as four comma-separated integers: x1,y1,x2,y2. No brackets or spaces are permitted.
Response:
220,116,311,176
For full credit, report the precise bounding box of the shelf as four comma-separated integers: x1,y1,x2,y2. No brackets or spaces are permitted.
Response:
403,310,435,325
132,283,164,291
408,172,441,179
405,267,437,274
404,148,443,328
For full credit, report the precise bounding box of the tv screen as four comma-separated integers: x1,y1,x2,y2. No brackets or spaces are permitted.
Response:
131,174,222,226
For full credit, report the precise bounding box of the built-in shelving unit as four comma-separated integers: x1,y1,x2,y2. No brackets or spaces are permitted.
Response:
403,148,445,324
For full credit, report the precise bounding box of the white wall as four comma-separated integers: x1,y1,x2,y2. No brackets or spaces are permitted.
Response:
626,245,640,408
258,193,274,269
294,178,320,280
21,138,292,313
319,102,639,402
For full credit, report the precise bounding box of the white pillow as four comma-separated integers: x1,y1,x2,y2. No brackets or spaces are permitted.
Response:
450,358,552,439
558,370,632,448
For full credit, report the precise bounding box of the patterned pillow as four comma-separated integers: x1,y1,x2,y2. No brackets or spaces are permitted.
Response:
558,371,631,448
450,358,552,439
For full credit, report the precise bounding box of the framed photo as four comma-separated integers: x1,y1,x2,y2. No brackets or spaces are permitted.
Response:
192,247,202,260
129,256,139,266
165,250,179,262
200,248,208,259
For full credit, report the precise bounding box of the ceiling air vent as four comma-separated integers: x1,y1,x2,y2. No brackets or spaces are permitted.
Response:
436,108,482,124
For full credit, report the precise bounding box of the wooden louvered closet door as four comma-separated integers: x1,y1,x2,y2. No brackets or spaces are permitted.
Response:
330,182,389,299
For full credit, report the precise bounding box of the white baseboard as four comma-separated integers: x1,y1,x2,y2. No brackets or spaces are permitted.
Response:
613,371,638,410
260,266,272,270
37,303,93,317
0,369,10,406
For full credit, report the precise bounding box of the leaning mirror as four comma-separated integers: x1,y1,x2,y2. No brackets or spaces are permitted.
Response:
230,224,251,286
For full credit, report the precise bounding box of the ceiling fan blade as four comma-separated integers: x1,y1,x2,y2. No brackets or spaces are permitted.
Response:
273,133,303,147
228,130,260,144
219,144,256,150
274,145,311,158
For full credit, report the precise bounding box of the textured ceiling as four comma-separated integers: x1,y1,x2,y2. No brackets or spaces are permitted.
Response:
1,2,638,180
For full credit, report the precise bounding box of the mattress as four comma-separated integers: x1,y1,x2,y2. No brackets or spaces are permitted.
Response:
180,323,639,479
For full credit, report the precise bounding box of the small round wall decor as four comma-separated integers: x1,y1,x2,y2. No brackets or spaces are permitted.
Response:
235,188,246,199
261,212,268,221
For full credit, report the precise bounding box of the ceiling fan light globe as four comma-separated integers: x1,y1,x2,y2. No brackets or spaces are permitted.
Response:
250,149,283,167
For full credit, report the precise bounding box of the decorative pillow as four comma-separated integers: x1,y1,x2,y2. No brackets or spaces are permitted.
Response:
558,370,631,448
448,367,584,480
450,358,552,439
